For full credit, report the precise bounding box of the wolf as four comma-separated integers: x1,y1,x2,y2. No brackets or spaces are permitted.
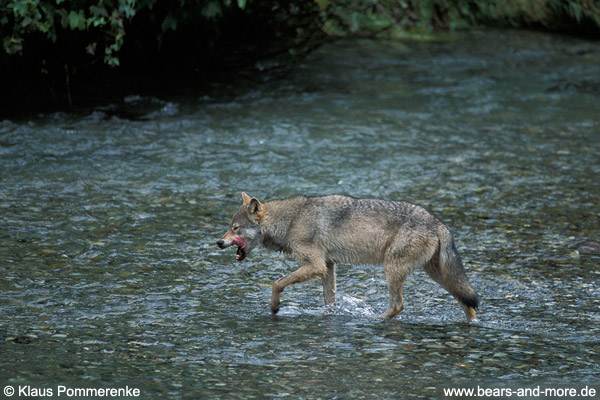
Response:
217,192,479,322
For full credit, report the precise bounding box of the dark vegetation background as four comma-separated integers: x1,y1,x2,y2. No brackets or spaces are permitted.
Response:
1,0,599,113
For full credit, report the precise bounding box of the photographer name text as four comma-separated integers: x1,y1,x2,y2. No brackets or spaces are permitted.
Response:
4,385,140,398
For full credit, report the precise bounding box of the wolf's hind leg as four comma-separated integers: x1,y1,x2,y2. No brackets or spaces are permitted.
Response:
380,236,436,319
321,261,336,306
380,262,410,319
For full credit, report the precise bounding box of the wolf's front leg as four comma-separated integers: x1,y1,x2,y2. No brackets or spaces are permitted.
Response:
270,260,328,314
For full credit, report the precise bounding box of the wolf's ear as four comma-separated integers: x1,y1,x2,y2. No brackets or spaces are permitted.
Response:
241,192,252,205
247,197,264,218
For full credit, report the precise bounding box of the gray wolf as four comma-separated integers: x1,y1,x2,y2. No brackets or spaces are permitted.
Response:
217,192,479,322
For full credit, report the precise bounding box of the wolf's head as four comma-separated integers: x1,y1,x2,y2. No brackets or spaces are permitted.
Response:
217,192,265,261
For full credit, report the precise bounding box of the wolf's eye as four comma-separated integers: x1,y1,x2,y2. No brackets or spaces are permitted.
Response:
233,225,240,232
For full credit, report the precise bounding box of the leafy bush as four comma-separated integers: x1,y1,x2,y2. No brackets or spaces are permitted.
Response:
3,0,598,72
1,0,136,66
450,0,600,30
1,0,598,107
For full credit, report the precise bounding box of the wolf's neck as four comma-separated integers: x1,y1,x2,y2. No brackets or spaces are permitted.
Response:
260,198,304,253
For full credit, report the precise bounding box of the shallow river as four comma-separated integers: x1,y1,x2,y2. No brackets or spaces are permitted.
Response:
1,30,599,399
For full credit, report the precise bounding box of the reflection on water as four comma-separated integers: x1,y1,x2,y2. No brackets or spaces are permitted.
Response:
1,29,599,398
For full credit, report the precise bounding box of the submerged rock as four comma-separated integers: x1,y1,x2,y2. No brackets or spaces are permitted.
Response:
576,241,600,254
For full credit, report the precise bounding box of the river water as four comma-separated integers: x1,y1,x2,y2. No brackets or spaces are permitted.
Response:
1,30,599,398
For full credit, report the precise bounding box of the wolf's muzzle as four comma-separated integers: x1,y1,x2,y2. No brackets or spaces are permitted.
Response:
217,238,238,249
217,237,247,261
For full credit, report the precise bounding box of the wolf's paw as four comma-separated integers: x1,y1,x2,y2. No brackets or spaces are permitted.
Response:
379,304,404,319
271,286,281,314
270,299,280,314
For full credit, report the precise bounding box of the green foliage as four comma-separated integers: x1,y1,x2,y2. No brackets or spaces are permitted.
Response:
318,0,600,37
442,0,600,31
1,0,135,66
1,0,598,75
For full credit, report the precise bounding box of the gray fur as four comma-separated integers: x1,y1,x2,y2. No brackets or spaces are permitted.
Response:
218,193,480,322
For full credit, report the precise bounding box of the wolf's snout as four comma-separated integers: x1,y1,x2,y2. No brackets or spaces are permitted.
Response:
217,238,235,249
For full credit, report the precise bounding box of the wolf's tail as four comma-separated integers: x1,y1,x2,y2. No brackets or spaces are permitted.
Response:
424,228,479,311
